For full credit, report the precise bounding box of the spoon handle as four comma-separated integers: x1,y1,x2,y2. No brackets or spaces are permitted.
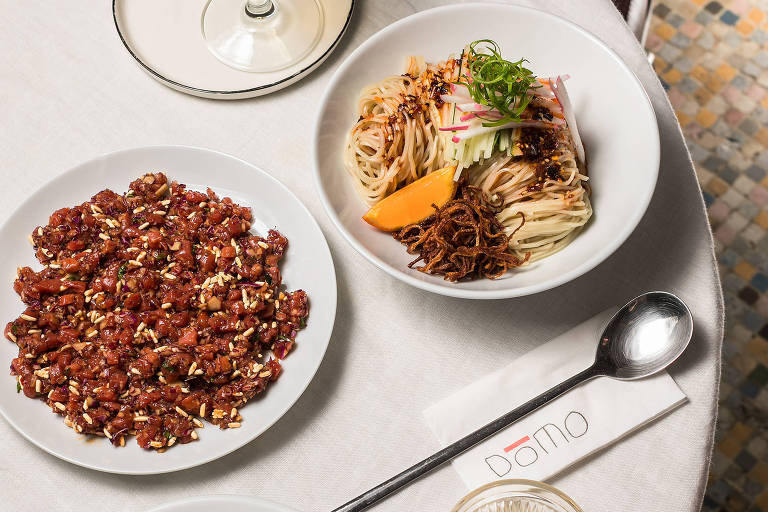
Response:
331,365,601,512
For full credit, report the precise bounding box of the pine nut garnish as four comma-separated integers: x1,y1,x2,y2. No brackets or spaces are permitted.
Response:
9,173,307,450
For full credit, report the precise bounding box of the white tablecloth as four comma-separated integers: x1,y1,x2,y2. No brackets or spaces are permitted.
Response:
0,1,723,511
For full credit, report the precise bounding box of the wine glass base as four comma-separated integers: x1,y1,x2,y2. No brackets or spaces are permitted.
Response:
203,0,324,73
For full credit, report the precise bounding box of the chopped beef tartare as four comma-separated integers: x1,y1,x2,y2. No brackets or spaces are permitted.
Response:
5,173,308,450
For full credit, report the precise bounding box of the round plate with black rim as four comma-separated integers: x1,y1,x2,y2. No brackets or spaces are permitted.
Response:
112,0,354,99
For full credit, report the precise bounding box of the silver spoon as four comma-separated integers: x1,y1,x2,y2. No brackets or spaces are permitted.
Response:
332,291,693,512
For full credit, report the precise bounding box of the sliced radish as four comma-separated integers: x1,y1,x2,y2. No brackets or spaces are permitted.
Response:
550,76,585,166
530,86,555,99
456,102,493,112
439,124,469,132
440,94,472,104
450,83,471,97
538,74,570,84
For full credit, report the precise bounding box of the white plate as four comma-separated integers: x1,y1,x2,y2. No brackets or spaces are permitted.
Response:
0,145,336,474
313,3,659,299
148,495,298,512
112,0,354,99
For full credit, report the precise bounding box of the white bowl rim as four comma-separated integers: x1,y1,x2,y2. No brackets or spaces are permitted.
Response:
312,2,660,300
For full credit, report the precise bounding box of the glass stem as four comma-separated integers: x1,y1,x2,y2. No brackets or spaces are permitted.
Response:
245,0,275,18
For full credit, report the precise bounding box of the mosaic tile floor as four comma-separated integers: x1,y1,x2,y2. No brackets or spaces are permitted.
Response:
647,0,768,509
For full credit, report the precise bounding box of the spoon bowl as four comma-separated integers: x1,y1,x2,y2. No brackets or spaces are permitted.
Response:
596,291,693,380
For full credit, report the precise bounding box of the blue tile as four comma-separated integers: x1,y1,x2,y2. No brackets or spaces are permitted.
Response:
704,155,727,170
731,235,750,253
751,273,768,292
743,310,765,332
745,249,768,269
667,13,684,27
695,11,713,26
724,273,746,293
660,78,670,91
746,165,767,182
740,118,759,136
723,339,741,359
659,44,682,62
688,141,710,162
703,191,715,206
720,10,739,25
718,166,739,184
735,450,757,471
727,296,749,320
731,74,749,90
720,248,741,267
739,379,760,398
670,33,692,48
709,478,732,503
752,29,768,45
679,76,699,94
738,201,759,219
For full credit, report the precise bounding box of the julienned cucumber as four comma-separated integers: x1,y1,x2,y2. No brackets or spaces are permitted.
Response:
446,128,522,171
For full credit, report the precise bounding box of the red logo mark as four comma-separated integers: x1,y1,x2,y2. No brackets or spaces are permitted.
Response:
504,435,530,453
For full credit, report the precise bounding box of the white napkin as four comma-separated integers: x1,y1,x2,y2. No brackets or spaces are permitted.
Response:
423,309,688,489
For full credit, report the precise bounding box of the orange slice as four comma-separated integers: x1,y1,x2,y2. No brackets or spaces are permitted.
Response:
363,166,457,232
